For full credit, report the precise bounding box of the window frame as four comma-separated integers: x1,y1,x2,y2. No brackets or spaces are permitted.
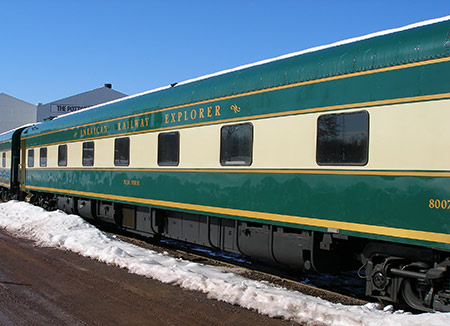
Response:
220,122,254,166
2,152,5,168
82,141,95,167
58,144,68,167
157,131,180,166
316,110,369,166
27,149,34,167
40,147,47,167
114,137,130,167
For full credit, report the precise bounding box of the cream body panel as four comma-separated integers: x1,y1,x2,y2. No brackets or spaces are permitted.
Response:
68,142,82,167
27,98,449,171
129,133,158,168
45,146,58,168
94,138,115,168
369,99,450,170
179,125,220,168
252,115,317,169
5,151,11,168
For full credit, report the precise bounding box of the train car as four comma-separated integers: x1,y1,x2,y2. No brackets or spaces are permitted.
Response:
16,18,450,311
0,127,28,201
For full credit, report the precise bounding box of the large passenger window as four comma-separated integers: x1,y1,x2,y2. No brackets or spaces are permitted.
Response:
82,141,94,166
40,148,47,167
114,137,129,166
158,132,180,166
2,152,5,167
58,144,67,167
220,123,253,166
316,111,369,165
27,149,34,167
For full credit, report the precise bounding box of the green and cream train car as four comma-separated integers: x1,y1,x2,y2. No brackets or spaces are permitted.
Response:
14,18,450,311
0,127,27,200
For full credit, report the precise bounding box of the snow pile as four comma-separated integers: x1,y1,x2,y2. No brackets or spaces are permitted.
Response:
0,201,449,325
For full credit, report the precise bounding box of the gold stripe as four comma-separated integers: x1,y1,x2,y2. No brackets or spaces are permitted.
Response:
0,181,9,187
24,167,450,178
25,184,450,244
23,56,450,141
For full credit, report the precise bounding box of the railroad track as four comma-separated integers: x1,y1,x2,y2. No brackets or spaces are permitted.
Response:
102,225,369,307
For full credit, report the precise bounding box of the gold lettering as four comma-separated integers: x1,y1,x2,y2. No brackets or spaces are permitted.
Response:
134,119,139,128
178,112,182,121
104,125,107,132
145,117,149,126
215,105,221,116
170,113,176,123
122,122,126,130
184,110,188,121
190,109,197,120
207,106,212,117
140,118,145,127
165,114,169,124
199,108,204,118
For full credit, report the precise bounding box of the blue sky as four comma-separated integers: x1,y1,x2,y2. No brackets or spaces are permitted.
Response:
1,0,449,105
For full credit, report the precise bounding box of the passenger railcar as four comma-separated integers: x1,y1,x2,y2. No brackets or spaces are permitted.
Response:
0,127,27,201
4,18,450,311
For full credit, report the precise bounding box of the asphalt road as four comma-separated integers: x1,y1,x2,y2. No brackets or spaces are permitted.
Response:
0,229,297,326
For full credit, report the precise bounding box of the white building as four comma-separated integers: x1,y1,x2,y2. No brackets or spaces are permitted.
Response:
0,93,36,134
37,84,126,122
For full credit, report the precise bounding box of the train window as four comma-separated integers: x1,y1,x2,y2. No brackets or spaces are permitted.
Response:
220,123,253,166
2,152,5,167
114,137,129,166
316,110,369,165
82,141,95,166
58,144,67,167
40,148,47,167
158,131,180,166
27,149,34,167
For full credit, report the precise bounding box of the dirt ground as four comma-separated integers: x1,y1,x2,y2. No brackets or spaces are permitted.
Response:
0,229,298,326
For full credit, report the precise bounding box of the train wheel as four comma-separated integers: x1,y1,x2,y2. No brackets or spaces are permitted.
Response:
401,278,433,312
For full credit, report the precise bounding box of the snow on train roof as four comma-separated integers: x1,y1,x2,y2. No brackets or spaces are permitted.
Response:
56,14,450,121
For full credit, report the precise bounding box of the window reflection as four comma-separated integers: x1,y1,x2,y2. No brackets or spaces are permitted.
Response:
317,111,369,165
220,123,253,166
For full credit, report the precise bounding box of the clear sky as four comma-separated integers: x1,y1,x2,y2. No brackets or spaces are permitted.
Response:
1,0,449,105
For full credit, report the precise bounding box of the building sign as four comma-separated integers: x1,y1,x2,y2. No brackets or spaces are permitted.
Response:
50,104,89,113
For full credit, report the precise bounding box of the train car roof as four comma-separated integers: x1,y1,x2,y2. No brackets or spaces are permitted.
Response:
0,123,36,144
24,15,450,138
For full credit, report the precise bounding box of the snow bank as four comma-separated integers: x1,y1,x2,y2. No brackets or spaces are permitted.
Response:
0,201,449,325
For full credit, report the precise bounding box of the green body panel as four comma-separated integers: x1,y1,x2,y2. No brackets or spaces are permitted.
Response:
25,168,450,250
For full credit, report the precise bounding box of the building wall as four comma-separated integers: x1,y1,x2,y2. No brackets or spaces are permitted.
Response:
37,85,127,122
0,93,36,134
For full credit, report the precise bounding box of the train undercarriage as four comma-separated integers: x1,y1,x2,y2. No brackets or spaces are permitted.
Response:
2,187,449,313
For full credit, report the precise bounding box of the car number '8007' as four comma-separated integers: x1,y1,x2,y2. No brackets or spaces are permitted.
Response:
429,199,450,209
